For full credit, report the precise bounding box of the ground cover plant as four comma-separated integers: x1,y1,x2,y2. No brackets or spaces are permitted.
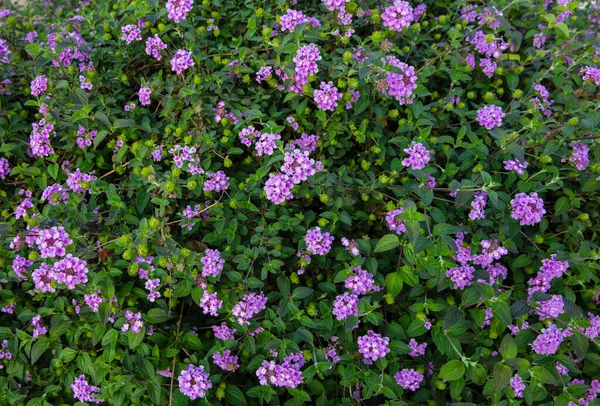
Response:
0,0,600,404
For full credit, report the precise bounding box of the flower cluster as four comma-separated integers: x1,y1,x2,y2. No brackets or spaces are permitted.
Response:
504,159,529,175
201,249,224,278
569,143,590,170
178,364,212,400
138,86,151,106
170,49,194,74
212,350,239,371
476,105,505,129
256,352,305,388
280,9,320,32
71,375,103,403
166,0,193,23
469,191,488,220
379,56,418,105
386,208,407,234
395,368,424,391
31,75,48,96
200,291,222,316
35,226,73,258
293,44,321,87
382,0,414,32
357,330,390,364
510,374,525,398
314,81,343,111
531,323,568,355
30,119,55,157
231,292,267,325
402,141,430,170
203,171,229,192
121,24,141,44
510,192,546,226
305,227,334,255
332,292,359,321
145,34,167,60
121,311,143,334
527,254,570,296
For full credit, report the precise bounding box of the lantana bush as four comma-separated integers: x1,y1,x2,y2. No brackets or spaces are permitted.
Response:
1,0,600,404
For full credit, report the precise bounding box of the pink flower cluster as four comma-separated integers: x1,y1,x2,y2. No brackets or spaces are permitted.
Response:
357,330,390,364
200,291,222,316
314,81,343,111
178,364,212,400
395,368,424,391
201,249,224,278
231,292,267,325
476,105,505,129
382,0,414,32
379,56,418,105
212,350,239,371
256,352,305,388
293,44,321,88
121,24,142,44
170,49,194,74
510,192,546,226
71,375,103,403
166,0,193,23
305,227,334,255
145,35,167,60
35,226,72,258
30,119,55,157
31,75,48,96
280,9,321,32
402,141,430,170
386,208,407,234
203,171,229,192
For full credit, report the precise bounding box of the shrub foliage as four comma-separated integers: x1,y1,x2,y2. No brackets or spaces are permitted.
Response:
1,0,600,405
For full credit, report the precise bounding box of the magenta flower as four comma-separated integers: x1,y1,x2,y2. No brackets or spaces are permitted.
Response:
382,0,414,32
510,192,545,226
476,105,505,129
178,364,212,400
402,141,430,169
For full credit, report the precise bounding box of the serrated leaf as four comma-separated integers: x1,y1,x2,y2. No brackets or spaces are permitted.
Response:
31,340,49,364
225,385,247,406
493,363,511,391
374,234,400,253
500,334,518,360
439,360,465,381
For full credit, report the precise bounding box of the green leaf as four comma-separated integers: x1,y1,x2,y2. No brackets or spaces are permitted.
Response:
500,334,518,360
146,308,169,324
113,119,136,128
493,363,512,391
444,306,465,330
139,357,155,379
292,287,313,300
182,332,203,351
225,385,247,406
374,234,400,253
59,347,78,363
555,197,571,215
31,340,50,364
385,271,403,297
77,352,95,379
571,334,589,360
439,360,465,381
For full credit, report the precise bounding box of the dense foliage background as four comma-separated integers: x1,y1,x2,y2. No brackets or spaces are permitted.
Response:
1,0,600,404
